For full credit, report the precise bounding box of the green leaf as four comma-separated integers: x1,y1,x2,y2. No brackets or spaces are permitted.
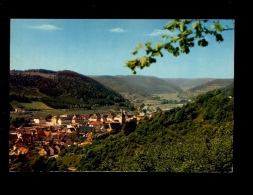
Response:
192,22,198,29
152,51,161,56
155,43,162,51
214,22,223,32
139,57,148,67
171,36,179,43
162,35,169,42
179,22,184,32
198,39,208,47
132,51,138,55
160,51,163,57
165,21,176,29
135,42,143,50
182,29,193,36
188,42,194,47
146,42,151,47
149,57,156,63
215,34,224,42
184,19,192,24
173,47,179,57
164,21,176,32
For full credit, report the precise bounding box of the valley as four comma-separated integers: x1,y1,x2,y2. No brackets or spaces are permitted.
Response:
8,69,234,172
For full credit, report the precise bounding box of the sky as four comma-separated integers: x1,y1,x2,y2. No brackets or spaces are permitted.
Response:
10,19,234,79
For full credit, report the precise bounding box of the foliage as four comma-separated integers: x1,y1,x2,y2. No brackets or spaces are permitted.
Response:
76,87,233,172
11,154,60,172
125,19,234,74
123,119,137,136
10,117,31,127
10,70,130,109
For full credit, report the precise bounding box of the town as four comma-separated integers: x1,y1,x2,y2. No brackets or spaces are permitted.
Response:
9,108,156,169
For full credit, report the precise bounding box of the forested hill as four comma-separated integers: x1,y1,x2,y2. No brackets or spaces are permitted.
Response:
188,79,234,94
162,78,215,91
73,87,234,172
116,75,183,94
90,75,149,97
10,69,128,109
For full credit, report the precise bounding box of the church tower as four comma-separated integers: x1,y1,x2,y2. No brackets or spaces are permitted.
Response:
121,109,126,126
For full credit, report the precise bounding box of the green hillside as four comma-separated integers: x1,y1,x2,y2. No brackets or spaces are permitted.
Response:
188,79,234,94
118,75,183,94
71,87,234,172
10,69,130,110
90,75,149,97
162,78,215,91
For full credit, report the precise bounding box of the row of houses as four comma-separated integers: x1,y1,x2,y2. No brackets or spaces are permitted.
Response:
33,109,136,126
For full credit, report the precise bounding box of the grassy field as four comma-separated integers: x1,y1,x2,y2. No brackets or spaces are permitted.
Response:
144,93,185,111
10,93,186,119
21,101,53,110
10,103,121,118
153,93,181,101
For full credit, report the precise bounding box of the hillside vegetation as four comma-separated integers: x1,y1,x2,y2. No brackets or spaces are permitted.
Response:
68,87,233,172
10,69,131,110
90,75,150,97
162,78,215,91
118,75,183,94
188,79,234,94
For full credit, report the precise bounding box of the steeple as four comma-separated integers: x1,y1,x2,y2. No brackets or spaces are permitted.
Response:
121,109,125,126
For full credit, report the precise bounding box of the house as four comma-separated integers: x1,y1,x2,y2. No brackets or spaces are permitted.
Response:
88,121,103,132
77,126,95,136
100,114,108,122
48,147,55,156
59,114,73,118
88,113,101,122
34,117,46,124
38,148,47,156
17,147,29,157
103,121,122,133
43,130,51,137
51,115,58,125
72,114,87,124
58,116,72,126
106,113,115,121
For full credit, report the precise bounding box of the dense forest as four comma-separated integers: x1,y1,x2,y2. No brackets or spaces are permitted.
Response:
10,70,131,110
11,86,233,172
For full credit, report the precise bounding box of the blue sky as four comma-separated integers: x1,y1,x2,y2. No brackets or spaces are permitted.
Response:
10,19,234,78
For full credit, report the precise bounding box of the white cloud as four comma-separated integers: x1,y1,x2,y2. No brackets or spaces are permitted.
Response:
147,29,172,37
108,27,126,33
29,24,62,30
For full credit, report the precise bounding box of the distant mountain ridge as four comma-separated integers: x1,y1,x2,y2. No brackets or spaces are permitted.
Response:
90,75,150,97
162,78,216,91
116,75,184,94
188,78,234,94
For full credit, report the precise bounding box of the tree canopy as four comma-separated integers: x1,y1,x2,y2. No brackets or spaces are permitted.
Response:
125,19,234,74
